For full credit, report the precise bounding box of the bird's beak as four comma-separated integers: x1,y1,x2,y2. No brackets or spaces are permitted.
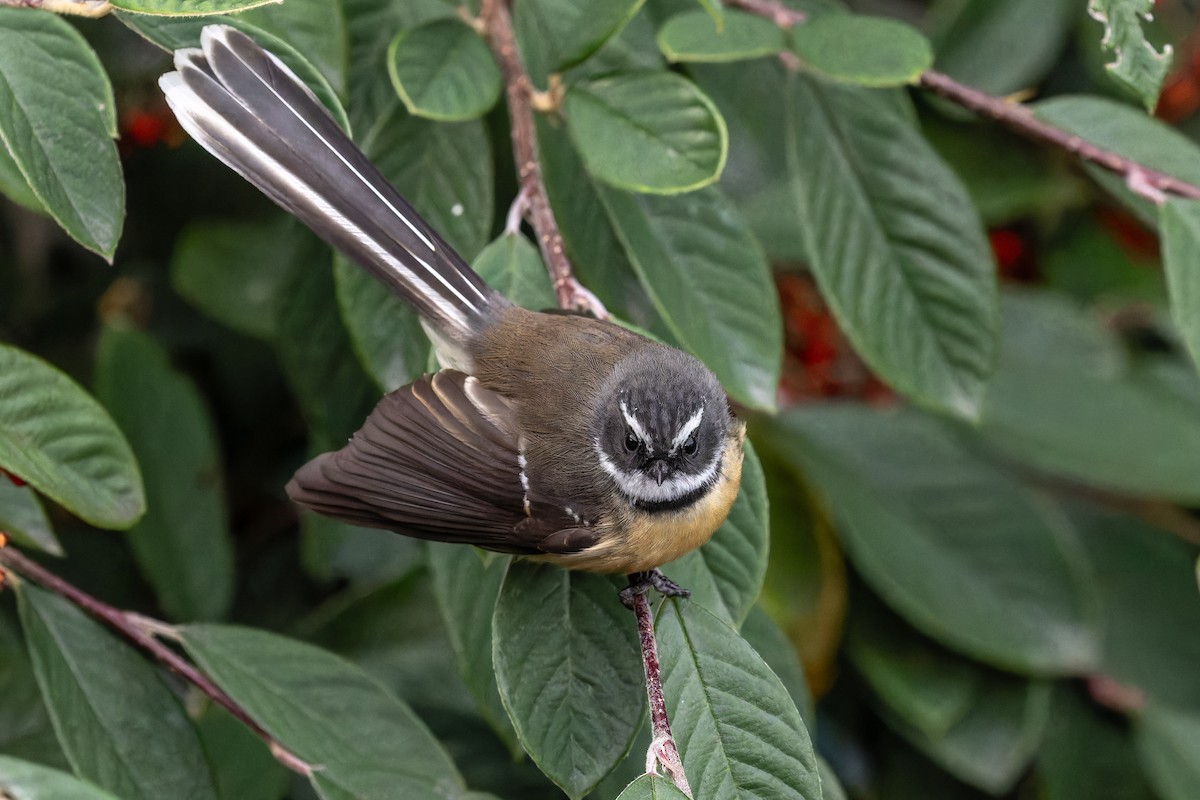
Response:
649,460,672,486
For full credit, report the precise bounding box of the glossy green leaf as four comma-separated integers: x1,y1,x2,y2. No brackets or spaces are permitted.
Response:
170,219,296,341
847,598,981,739
240,0,348,96
772,405,1102,673
472,234,556,310
1073,507,1200,710
178,624,467,800
0,757,121,800
656,10,783,63
881,673,1050,794
979,292,1200,503
0,344,143,529
388,20,501,121
1039,686,1157,800
117,14,348,131
16,583,218,800
0,480,60,556
792,14,932,86
1034,96,1200,226
662,441,768,626
94,326,234,622
738,606,813,727
427,544,519,753
492,563,643,799
594,185,782,411
0,139,44,214
194,706,288,800
657,601,822,800
785,75,998,419
334,110,491,391
930,0,1076,96
0,616,63,770
514,0,646,82
565,73,728,194
0,9,122,260
111,0,279,14
273,226,379,450
615,774,690,800
1136,704,1200,800
1087,0,1173,111
1160,198,1200,370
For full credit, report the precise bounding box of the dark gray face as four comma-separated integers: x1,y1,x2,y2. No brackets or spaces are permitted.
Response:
593,349,730,511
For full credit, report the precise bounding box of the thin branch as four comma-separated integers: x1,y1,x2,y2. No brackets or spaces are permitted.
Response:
918,70,1200,204
0,540,314,777
478,0,604,315
0,0,112,16
632,591,692,797
726,0,1200,205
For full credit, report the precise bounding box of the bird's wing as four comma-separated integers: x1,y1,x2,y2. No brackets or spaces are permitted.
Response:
287,370,600,555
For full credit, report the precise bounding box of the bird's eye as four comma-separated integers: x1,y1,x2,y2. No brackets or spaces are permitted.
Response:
624,431,641,452
683,436,697,456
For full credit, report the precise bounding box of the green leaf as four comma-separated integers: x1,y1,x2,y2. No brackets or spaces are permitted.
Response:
0,139,44,214
785,75,998,420
662,441,768,626
492,563,643,799
565,72,728,194
514,0,647,82
194,706,288,800
117,14,349,132
388,20,501,121
1034,96,1200,226
846,597,981,739
0,481,61,556
0,616,64,770
1087,0,1173,111
240,0,348,97
738,606,813,727
792,14,932,86
16,583,218,800
770,405,1102,674
0,757,121,800
0,9,122,260
472,234,556,310
930,0,1076,97
1039,686,1157,800
1160,198,1200,371
881,673,1051,794
94,326,234,622
170,219,296,341
656,10,784,63
1074,507,1200,710
979,291,1200,503
111,0,280,14
594,185,782,411
0,344,143,529
334,110,491,391
1136,704,1200,800
615,773,690,800
178,624,468,800
427,544,519,754
656,601,822,800
299,513,422,586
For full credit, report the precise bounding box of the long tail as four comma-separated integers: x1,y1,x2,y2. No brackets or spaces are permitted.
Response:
159,25,503,343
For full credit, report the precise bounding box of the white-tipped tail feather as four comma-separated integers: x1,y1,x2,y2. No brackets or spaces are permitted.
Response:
159,26,502,349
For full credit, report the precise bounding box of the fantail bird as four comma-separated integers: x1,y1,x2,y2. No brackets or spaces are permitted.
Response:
159,26,745,591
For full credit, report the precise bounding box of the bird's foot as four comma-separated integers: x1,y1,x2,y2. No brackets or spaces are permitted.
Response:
620,568,690,610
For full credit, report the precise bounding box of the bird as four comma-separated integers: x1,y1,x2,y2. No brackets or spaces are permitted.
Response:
159,25,745,600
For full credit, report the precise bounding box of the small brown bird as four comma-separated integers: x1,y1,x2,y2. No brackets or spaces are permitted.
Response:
160,26,745,596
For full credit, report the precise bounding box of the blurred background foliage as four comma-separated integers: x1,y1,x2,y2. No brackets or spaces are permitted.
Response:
3,0,1200,798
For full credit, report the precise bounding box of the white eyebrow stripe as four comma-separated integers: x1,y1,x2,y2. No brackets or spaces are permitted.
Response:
620,400,652,446
670,407,705,452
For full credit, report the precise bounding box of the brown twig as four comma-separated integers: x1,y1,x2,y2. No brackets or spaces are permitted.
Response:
0,0,112,16
726,0,1200,205
0,541,314,777
633,591,692,797
478,0,603,315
